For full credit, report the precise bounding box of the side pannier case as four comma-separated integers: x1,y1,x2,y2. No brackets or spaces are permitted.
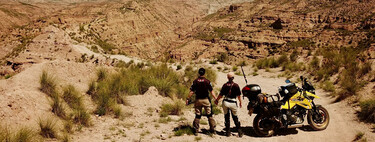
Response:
242,84,261,101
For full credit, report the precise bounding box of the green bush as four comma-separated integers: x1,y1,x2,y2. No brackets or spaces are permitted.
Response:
39,118,58,138
359,99,375,123
40,71,58,97
160,100,185,117
255,57,279,69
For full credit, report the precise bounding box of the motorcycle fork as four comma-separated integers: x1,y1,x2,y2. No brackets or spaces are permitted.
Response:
311,101,322,121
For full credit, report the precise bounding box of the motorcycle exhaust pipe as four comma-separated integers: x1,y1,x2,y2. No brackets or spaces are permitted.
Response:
286,124,304,129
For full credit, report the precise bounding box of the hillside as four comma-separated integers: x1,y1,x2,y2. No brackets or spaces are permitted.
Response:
1,0,375,142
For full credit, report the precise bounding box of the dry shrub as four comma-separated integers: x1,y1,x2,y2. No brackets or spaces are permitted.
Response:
160,100,185,117
38,118,58,138
40,71,57,97
359,99,375,123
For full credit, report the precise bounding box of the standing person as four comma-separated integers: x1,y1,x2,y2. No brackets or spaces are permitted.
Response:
186,68,217,135
215,72,243,137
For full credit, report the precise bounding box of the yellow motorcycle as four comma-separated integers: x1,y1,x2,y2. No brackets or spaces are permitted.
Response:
242,76,330,137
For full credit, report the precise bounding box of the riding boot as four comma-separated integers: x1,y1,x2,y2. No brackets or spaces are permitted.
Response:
193,118,200,136
224,113,231,137
208,116,216,134
235,121,243,137
233,115,243,137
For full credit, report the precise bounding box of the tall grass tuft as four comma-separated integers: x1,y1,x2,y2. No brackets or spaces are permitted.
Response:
90,64,216,117
62,85,83,110
0,126,11,142
38,118,58,138
358,99,375,123
97,68,107,81
87,80,97,96
40,71,58,97
13,127,35,142
72,109,91,126
51,96,66,119
160,100,185,117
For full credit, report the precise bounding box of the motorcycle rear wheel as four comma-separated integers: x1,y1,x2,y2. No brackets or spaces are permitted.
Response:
253,114,276,137
308,106,330,130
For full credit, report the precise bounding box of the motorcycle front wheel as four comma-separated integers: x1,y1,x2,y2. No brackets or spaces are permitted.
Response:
308,105,330,130
253,114,276,137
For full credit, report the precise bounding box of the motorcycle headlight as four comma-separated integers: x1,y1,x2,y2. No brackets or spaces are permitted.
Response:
284,89,289,94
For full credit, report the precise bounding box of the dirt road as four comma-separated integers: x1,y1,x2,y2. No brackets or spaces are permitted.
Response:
168,70,375,142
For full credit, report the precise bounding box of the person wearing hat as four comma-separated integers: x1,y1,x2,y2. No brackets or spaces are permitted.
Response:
186,68,217,135
215,72,243,137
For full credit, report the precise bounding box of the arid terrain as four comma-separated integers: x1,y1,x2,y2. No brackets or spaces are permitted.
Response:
1,0,375,142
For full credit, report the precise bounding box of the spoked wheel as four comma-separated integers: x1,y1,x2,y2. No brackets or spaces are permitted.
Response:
308,105,330,130
253,114,276,137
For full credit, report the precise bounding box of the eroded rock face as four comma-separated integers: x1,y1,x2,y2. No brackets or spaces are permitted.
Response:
168,0,375,62
197,0,254,14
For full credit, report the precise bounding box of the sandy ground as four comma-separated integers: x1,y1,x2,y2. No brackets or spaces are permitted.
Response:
68,56,375,142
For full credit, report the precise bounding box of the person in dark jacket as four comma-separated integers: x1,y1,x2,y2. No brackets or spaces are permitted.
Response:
186,68,217,135
215,72,243,137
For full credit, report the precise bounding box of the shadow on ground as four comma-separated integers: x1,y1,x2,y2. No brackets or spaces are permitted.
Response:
198,125,318,137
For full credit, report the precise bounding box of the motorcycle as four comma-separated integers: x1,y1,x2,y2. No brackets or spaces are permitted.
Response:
241,76,330,137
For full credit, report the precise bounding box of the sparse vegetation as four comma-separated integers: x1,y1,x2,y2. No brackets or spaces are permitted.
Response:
160,100,185,117
353,132,365,142
0,125,38,142
174,125,194,136
359,99,375,123
39,118,58,138
13,127,35,142
62,85,83,110
40,71,58,97
321,80,335,93
51,96,66,119
287,39,315,48
72,108,91,126
209,60,218,64
89,64,201,116
232,66,238,72
216,52,228,62
158,117,173,124
95,39,116,54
